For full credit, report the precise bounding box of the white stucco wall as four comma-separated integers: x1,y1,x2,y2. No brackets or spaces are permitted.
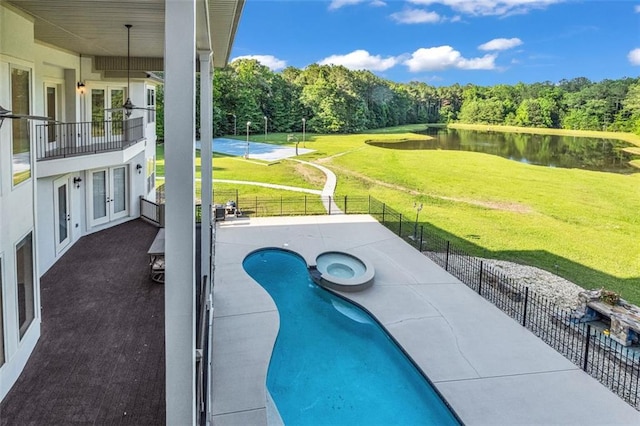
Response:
0,3,41,402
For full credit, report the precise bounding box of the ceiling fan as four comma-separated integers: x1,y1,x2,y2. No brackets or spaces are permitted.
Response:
107,24,155,118
0,105,53,130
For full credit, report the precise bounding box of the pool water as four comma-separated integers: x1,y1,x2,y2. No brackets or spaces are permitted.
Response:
327,263,355,278
243,249,460,425
316,252,366,279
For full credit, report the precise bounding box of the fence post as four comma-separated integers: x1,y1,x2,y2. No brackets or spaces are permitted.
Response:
382,204,386,224
478,261,483,295
368,195,371,214
304,195,307,215
583,324,591,372
328,196,332,215
344,195,347,214
280,196,283,216
398,214,402,236
445,241,450,271
419,225,424,252
255,196,258,217
235,189,239,207
521,287,529,327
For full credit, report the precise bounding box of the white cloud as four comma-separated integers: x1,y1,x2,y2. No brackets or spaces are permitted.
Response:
391,8,442,24
319,50,399,71
457,53,499,69
629,48,640,66
231,55,287,71
479,37,523,51
403,45,497,71
408,0,563,16
329,0,384,10
635,5,640,13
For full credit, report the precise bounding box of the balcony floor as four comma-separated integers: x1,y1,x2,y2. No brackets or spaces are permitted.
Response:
0,219,165,425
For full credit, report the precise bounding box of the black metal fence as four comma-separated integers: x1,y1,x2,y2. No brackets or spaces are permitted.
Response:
36,117,144,160
209,191,640,410
213,190,373,216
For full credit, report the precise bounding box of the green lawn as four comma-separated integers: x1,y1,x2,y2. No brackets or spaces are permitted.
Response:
157,126,640,304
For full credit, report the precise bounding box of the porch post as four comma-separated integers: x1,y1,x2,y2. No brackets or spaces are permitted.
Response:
199,51,212,281
165,0,196,424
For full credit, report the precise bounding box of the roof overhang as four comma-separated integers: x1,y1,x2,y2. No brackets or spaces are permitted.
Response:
3,0,244,70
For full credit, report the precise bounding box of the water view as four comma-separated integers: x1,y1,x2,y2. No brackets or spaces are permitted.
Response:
367,127,640,174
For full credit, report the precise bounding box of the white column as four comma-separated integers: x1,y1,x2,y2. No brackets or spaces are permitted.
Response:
165,0,196,424
199,51,212,281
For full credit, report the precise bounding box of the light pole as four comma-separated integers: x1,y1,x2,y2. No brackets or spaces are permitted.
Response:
302,117,306,145
232,114,237,136
264,116,268,141
245,121,251,158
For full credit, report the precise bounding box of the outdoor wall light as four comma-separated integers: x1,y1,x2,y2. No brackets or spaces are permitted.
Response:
73,176,82,188
77,81,86,94
136,163,143,174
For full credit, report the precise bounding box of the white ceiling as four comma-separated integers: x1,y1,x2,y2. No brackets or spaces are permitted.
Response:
4,0,244,69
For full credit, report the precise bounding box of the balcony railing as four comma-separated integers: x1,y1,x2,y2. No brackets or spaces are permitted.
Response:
35,117,144,161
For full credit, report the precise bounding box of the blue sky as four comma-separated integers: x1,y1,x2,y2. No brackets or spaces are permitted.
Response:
230,0,640,86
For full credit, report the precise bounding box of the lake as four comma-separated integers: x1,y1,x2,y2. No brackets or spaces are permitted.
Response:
366,127,639,174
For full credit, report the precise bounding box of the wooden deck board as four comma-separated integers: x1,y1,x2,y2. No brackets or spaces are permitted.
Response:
0,219,165,425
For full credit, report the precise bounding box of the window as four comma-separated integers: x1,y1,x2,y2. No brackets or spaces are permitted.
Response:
11,67,31,186
146,88,155,123
46,86,57,143
16,233,34,339
0,258,4,367
147,155,156,194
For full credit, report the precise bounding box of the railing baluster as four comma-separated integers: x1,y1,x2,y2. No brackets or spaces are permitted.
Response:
36,117,144,161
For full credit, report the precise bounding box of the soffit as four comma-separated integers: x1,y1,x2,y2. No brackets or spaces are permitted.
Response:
3,0,243,69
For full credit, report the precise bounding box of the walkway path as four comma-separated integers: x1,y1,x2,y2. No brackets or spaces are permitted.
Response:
209,158,342,214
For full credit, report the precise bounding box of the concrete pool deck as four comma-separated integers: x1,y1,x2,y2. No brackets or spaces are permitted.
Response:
212,215,640,425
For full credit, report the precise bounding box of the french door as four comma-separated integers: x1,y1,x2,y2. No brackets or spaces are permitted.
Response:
53,176,71,253
90,87,125,142
89,166,128,227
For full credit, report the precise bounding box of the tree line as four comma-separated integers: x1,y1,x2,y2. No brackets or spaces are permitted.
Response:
207,59,640,137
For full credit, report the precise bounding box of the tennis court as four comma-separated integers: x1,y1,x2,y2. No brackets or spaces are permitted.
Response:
202,138,314,161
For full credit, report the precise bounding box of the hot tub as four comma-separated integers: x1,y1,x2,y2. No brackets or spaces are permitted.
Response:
310,251,375,292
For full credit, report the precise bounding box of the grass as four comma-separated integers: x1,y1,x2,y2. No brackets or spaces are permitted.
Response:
157,125,640,304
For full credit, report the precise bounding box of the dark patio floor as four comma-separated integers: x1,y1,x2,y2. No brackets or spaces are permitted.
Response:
0,219,165,425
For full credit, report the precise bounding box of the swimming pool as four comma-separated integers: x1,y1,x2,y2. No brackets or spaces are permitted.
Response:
243,248,460,425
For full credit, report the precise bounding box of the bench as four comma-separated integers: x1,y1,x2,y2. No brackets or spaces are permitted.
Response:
147,228,165,284
585,300,640,346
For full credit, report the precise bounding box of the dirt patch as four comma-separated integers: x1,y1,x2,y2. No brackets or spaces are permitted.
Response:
438,196,534,214
293,162,326,187
325,161,533,213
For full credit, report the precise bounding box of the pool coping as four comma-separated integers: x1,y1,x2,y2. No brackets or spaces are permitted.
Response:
311,250,375,292
211,215,640,425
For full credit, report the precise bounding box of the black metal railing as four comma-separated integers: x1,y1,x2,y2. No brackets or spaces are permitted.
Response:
196,274,212,425
206,190,640,410
36,116,144,160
